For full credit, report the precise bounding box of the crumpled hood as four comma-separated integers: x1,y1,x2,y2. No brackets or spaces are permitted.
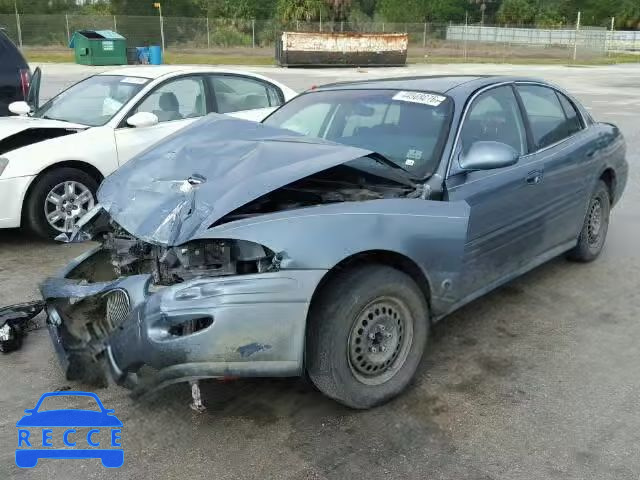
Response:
0,116,87,139
98,114,375,246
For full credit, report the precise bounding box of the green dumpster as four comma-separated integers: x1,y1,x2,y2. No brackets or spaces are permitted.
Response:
69,30,127,66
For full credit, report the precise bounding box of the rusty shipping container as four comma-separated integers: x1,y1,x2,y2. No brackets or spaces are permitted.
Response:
276,32,408,67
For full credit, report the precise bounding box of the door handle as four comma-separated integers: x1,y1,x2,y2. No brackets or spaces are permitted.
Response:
526,170,544,185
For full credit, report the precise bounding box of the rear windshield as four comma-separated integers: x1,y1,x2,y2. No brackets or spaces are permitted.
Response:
263,89,453,177
0,29,26,66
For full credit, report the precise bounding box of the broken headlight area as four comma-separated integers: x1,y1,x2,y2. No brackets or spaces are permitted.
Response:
87,224,278,286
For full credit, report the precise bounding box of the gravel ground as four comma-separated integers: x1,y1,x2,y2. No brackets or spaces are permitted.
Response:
1,63,639,480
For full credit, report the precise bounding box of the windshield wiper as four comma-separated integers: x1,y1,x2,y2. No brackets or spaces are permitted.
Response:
367,152,412,175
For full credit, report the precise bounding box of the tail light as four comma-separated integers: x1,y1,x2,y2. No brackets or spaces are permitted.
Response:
19,68,30,99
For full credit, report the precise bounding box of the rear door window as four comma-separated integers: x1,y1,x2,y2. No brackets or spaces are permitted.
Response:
557,92,583,137
517,85,576,150
209,75,283,113
0,30,24,65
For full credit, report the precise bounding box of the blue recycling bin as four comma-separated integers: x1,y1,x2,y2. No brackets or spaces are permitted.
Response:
149,46,163,65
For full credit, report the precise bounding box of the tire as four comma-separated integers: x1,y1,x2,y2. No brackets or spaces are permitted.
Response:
567,180,611,263
306,264,429,409
23,167,98,240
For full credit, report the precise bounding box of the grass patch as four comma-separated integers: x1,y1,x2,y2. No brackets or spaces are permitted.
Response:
23,49,276,66
24,47,638,67
164,52,275,65
408,54,640,66
25,51,74,63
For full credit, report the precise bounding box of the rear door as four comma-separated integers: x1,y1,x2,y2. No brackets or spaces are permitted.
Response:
114,74,207,163
515,83,593,253
445,84,546,297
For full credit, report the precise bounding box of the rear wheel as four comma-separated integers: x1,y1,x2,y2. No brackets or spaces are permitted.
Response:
306,265,429,409
567,180,611,262
23,167,98,240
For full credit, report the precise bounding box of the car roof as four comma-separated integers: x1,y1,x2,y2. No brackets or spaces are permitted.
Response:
100,65,270,80
313,75,546,95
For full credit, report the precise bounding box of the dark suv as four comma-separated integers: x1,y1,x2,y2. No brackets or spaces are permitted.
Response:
0,28,30,116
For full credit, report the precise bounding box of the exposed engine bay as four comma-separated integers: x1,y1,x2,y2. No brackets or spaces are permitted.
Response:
71,164,414,288
214,164,416,225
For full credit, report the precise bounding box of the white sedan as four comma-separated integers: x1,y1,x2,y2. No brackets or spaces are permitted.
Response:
0,66,296,239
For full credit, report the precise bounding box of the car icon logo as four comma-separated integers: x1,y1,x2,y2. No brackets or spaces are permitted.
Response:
15,391,123,468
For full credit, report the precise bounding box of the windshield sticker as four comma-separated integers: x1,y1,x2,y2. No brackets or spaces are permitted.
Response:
121,77,147,85
407,149,423,160
393,91,446,107
405,149,422,167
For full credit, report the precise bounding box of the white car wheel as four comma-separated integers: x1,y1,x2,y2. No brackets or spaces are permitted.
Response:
44,180,95,233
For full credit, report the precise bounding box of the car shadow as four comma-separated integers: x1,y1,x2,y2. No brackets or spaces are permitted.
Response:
130,256,572,421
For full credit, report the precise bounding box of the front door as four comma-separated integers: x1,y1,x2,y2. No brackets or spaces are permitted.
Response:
114,75,207,164
446,84,546,297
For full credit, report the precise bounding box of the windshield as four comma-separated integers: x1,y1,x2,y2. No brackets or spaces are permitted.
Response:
263,89,453,176
34,75,149,126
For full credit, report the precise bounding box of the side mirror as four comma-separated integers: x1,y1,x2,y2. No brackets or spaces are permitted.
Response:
459,141,519,171
127,111,159,128
9,101,31,116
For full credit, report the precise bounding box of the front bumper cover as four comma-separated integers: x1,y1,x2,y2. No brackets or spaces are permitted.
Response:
42,247,327,397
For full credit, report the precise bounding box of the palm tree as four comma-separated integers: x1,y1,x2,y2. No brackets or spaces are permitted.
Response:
277,0,327,22
277,0,352,23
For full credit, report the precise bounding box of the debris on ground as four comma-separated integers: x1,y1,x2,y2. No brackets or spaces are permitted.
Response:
0,301,45,353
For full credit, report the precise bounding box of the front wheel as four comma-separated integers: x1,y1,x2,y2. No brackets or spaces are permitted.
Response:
306,265,429,409
23,168,98,240
567,180,611,262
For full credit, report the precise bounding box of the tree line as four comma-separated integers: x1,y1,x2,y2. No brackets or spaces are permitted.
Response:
1,0,638,28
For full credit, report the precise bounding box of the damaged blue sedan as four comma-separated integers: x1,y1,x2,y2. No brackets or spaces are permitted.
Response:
41,76,628,409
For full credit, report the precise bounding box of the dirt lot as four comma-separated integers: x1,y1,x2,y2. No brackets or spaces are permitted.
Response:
1,63,639,479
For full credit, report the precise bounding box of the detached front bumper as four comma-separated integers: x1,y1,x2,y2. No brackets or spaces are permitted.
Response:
42,247,326,396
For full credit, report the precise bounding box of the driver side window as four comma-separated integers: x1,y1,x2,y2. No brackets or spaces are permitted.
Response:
133,76,206,123
461,85,526,156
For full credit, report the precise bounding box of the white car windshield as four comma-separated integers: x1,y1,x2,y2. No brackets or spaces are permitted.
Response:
34,75,149,126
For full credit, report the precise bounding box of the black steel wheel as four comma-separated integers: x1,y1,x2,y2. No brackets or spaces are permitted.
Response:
347,297,414,386
568,180,611,262
306,264,429,409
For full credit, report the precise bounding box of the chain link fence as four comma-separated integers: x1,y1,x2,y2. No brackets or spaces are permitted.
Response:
1,13,638,62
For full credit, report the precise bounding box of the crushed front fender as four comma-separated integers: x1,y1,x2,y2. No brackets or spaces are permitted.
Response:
41,247,327,397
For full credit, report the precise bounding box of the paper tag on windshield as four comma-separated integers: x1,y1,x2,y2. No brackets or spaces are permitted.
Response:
121,77,147,85
393,91,446,107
